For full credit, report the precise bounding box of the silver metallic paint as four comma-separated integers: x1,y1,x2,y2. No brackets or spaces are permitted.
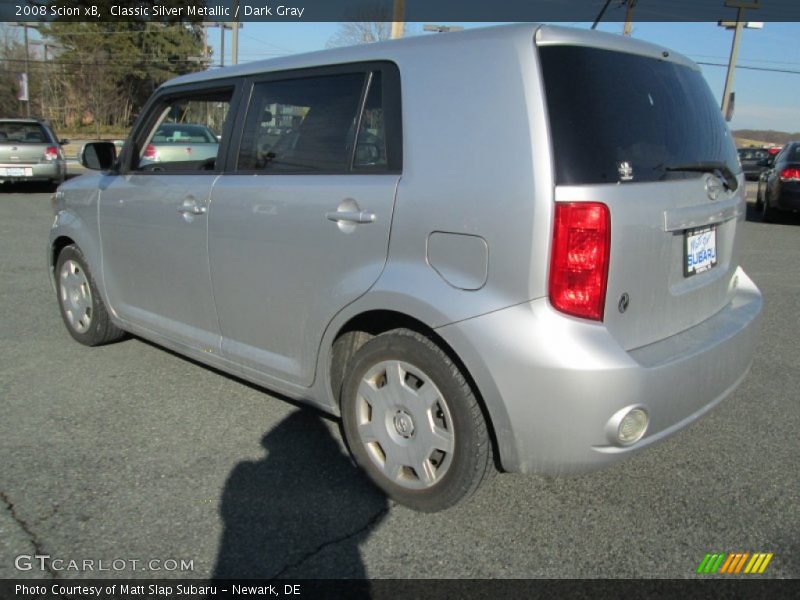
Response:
49,24,762,476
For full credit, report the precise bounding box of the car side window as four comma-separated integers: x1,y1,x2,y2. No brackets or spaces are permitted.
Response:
353,72,387,170
134,91,232,173
237,73,365,173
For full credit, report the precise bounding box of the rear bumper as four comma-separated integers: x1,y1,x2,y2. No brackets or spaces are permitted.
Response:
0,162,65,182
437,267,762,474
773,186,800,211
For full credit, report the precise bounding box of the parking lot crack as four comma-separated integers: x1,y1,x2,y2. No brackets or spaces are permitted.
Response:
0,490,58,580
269,503,391,579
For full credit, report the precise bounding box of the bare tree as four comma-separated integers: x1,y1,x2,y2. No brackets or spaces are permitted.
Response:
327,22,392,47
327,2,416,48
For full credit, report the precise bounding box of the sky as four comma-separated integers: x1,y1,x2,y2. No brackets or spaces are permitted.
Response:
206,20,800,132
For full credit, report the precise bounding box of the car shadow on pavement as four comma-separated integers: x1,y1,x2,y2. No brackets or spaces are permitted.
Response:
212,410,389,581
0,181,58,194
746,201,800,225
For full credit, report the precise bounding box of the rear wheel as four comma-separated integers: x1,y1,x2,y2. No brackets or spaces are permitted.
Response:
340,328,494,512
55,245,125,346
754,182,764,211
761,194,778,223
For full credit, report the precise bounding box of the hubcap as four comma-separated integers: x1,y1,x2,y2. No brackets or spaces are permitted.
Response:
59,259,92,333
393,411,415,438
355,360,454,490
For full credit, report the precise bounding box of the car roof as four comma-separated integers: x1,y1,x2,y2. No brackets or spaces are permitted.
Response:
0,118,49,125
163,23,696,90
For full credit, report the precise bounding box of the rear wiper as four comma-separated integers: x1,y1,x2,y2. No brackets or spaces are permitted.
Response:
664,161,738,192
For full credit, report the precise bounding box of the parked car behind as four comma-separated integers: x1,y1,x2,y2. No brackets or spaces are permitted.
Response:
139,122,220,169
0,118,67,187
757,141,800,222
755,152,776,211
737,147,770,181
50,24,761,512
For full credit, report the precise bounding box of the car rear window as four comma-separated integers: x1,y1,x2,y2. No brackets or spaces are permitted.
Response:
539,46,739,185
153,125,217,144
0,122,50,144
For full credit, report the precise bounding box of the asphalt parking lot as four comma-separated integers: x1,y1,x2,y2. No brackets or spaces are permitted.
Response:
0,182,798,580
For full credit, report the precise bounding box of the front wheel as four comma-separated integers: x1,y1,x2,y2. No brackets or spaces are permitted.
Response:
340,329,494,512
55,245,125,346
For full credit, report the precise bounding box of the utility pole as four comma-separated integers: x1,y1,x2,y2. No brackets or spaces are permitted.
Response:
231,0,239,64
30,40,61,120
623,0,637,36
10,23,34,116
391,0,405,39
719,1,762,121
23,23,29,116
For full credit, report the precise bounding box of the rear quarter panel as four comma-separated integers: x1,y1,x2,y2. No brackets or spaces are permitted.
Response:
371,26,554,326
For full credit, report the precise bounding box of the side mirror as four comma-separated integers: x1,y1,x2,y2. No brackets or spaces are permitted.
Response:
79,141,117,171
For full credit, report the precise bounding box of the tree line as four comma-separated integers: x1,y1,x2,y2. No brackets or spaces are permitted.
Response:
0,9,207,134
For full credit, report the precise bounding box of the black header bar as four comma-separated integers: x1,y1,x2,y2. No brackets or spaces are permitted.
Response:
2,0,799,24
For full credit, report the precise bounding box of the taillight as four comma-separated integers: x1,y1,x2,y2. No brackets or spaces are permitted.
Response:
44,146,59,161
779,168,800,181
143,144,157,160
549,202,611,321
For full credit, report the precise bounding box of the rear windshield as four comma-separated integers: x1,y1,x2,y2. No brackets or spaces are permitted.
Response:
0,121,51,144
153,124,217,144
540,46,739,185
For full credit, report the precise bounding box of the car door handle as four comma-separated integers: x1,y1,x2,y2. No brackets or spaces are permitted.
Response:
177,204,206,216
325,210,375,224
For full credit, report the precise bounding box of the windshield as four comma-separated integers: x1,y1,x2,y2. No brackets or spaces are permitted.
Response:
540,46,739,185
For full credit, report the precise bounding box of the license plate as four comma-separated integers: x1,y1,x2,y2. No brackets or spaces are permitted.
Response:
1,167,30,177
684,226,717,277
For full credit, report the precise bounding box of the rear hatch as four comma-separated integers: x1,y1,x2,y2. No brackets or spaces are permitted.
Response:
537,31,744,351
0,121,51,164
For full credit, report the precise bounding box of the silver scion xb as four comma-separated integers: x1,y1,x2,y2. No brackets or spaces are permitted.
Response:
49,24,762,512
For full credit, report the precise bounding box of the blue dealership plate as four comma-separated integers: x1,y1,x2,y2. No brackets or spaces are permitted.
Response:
685,226,717,277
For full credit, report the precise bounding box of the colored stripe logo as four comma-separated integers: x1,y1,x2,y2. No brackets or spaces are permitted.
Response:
696,552,773,574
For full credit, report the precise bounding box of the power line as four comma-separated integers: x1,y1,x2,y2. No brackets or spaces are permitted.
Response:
691,54,800,68
697,61,800,75
239,31,293,54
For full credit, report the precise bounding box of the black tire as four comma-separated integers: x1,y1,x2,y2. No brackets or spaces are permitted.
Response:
761,194,778,223
55,245,125,346
340,328,494,512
